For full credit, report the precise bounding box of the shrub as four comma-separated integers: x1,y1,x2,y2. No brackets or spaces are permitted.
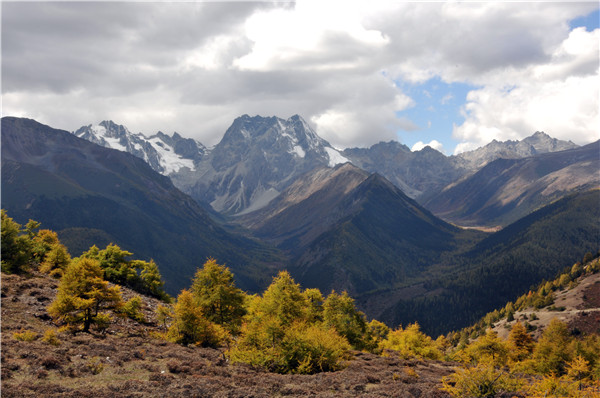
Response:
279,322,351,374
41,329,61,346
40,355,62,370
156,304,173,329
441,363,523,397
121,296,145,322
380,323,441,360
93,313,113,334
13,329,38,341
228,321,350,374
525,374,584,398
87,357,104,375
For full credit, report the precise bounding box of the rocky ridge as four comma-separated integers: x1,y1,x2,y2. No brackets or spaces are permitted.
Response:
74,121,206,175
73,116,580,216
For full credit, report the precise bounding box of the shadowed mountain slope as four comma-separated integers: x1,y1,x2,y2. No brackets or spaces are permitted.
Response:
424,141,600,227
238,163,469,296
1,117,284,294
376,189,600,335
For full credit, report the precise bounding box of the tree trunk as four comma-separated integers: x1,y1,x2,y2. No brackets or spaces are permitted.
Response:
83,309,92,333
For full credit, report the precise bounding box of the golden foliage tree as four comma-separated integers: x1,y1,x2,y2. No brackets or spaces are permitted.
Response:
1,210,34,273
380,323,442,360
227,271,351,374
508,321,534,362
533,319,574,375
39,243,71,278
323,290,371,350
166,289,226,347
48,258,123,333
191,258,246,333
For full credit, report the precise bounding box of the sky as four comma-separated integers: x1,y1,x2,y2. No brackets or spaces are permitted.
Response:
2,1,599,155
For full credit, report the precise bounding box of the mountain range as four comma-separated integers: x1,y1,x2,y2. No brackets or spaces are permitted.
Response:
74,121,206,175
2,114,598,335
72,115,580,217
424,141,600,227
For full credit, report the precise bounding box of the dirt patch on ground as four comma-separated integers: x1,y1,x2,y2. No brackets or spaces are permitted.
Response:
1,271,456,397
579,279,600,309
569,278,600,335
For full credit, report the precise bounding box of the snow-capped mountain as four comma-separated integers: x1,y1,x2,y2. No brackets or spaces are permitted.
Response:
170,114,350,215
74,117,580,217
73,121,206,175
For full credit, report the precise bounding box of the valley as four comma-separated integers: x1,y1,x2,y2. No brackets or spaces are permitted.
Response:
2,115,598,337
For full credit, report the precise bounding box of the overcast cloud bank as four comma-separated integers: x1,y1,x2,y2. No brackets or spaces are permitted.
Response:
2,2,598,154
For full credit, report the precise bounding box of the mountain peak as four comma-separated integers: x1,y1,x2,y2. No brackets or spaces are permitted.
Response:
456,131,579,170
73,121,202,175
191,114,350,215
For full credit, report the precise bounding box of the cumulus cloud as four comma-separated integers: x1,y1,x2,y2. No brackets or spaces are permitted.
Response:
453,27,599,152
411,140,444,153
1,1,598,151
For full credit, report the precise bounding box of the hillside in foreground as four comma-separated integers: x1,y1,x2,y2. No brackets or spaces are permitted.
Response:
0,270,454,398
2,211,599,398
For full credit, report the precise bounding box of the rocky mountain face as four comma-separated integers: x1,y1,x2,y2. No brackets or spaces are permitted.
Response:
454,131,579,171
74,121,206,175
170,115,350,215
2,117,282,294
424,140,600,227
342,142,466,200
339,131,579,202
73,117,581,217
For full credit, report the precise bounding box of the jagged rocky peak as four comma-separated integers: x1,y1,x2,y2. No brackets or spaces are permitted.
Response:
74,120,131,150
522,131,578,153
211,114,347,171
220,114,329,152
178,114,352,216
73,121,204,175
455,131,579,170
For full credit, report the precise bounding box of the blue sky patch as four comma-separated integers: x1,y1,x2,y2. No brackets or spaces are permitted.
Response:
569,8,599,31
395,77,478,154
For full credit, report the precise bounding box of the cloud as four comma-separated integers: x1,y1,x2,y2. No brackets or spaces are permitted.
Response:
453,27,599,151
1,1,598,152
411,140,444,153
